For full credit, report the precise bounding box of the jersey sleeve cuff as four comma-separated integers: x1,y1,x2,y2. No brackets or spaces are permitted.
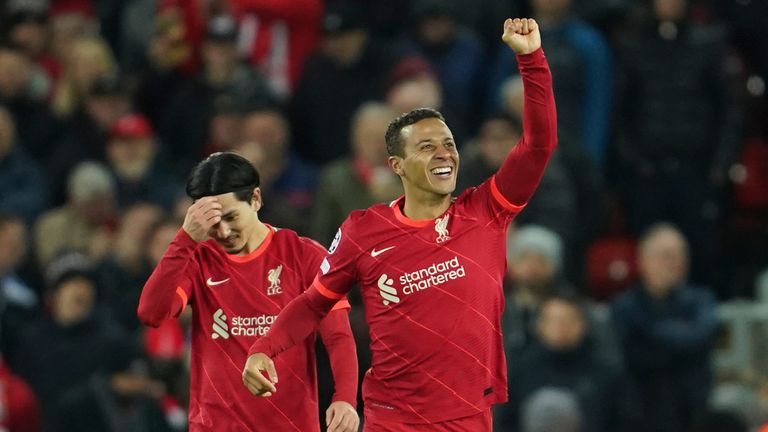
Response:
490,175,527,212
516,47,545,66
312,276,345,300
174,287,189,316
331,298,351,311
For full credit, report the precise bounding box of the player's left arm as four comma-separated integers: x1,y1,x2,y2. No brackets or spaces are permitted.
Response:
318,309,359,432
492,18,558,208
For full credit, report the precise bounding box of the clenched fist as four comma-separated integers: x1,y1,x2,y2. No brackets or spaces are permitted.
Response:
502,18,541,55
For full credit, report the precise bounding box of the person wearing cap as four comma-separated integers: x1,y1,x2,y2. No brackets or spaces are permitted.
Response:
503,225,620,367
161,14,275,178
289,1,401,165
33,161,117,266
106,113,182,211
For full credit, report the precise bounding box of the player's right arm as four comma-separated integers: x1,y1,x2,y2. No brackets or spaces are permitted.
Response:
243,221,360,397
137,197,222,327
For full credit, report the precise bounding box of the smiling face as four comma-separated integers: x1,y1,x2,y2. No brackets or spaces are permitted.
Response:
389,117,459,198
206,190,261,254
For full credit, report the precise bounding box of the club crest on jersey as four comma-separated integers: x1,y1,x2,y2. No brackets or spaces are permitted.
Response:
435,214,451,243
267,265,283,295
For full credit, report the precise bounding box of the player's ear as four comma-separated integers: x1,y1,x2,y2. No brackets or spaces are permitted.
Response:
251,187,263,211
389,156,404,177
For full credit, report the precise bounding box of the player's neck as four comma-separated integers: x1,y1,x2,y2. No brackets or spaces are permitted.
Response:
239,220,270,255
402,190,452,220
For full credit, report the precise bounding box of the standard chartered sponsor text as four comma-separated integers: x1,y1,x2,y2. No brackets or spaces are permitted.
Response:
399,256,465,295
230,314,277,337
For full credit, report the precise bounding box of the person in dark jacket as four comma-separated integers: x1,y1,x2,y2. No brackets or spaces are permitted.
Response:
498,293,638,432
614,0,744,286
612,222,719,432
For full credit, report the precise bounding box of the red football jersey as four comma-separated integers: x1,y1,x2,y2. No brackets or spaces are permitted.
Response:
143,226,351,431
247,47,556,427
315,177,522,424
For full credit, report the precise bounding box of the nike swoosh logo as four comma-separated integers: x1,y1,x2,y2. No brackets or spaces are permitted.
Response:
206,277,230,287
371,246,396,257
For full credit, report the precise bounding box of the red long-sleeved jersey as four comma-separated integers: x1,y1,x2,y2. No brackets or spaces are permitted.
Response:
138,225,357,431
248,47,557,425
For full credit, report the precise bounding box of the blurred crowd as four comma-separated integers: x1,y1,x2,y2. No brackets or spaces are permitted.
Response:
0,0,766,431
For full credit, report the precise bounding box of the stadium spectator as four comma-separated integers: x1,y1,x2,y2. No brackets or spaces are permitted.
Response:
612,223,719,432
97,203,164,334
399,0,485,126
0,42,64,164
47,73,131,204
52,340,174,432
289,1,400,165
233,105,317,234
0,105,49,224
497,293,637,431
310,102,400,245
230,0,324,98
614,0,745,286
106,113,183,211
34,161,117,266
161,14,274,178
456,113,577,249
10,252,124,429
520,388,582,432
51,36,117,119
0,215,38,359
488,0,612,169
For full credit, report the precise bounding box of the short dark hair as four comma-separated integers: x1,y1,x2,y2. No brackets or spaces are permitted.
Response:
385,107,445,157
185,152,260,202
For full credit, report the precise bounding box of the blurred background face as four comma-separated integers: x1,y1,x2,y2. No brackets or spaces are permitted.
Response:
210,111,242,151
531,0,572,21
52,276,96,326
477,119,520,168
235,111,288,186
85,94,131,129
418,16,456,47
352,108,392,167
537,299,586,351
146,223,180,266
0,219,26,274
10,18,49,57
0,48,31,99
639,229,688,297
68,38,115,94
202,40,237,72
510,251,557,292
74,192,116,226
322,30,367,66
654,0,687,21
386,76,442,113
115,204,164,266
107,137,156,181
